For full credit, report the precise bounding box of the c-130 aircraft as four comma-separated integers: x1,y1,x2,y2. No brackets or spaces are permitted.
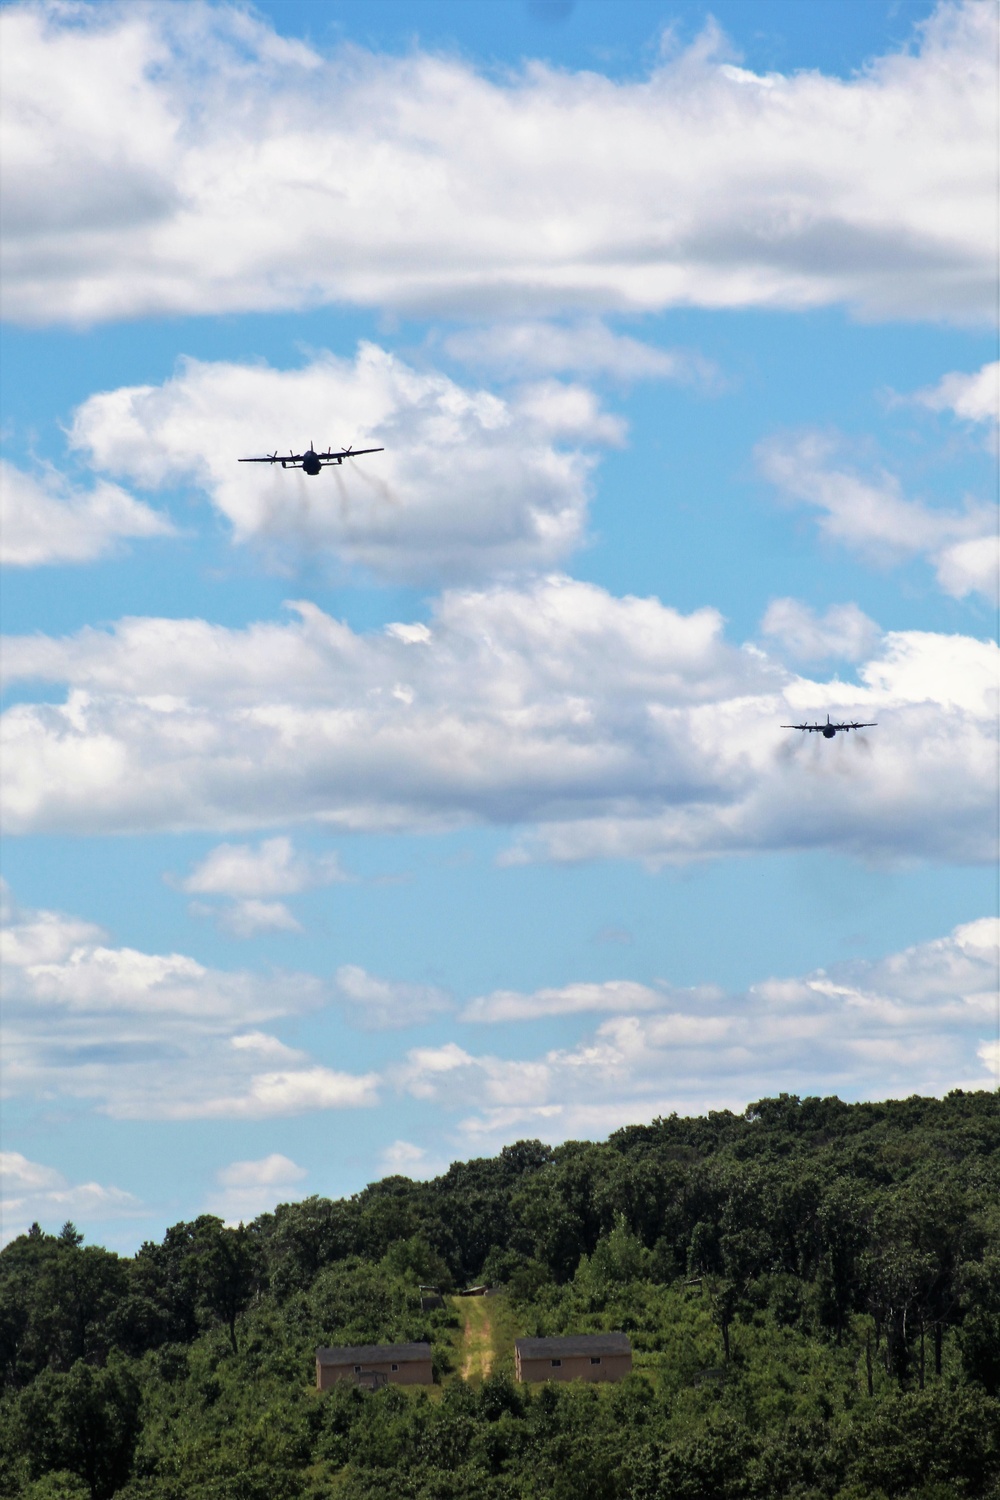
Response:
782,714,877,738
239,442,383,476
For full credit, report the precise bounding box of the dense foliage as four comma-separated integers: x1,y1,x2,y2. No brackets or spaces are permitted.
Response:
2,1092,998,1499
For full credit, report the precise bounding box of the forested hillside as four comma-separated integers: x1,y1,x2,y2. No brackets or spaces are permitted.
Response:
2,1092,998,1500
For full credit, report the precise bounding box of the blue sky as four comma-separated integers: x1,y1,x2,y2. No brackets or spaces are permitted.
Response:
1,0,997,1248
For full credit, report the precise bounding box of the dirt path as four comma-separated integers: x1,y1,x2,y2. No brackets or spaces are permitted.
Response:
459,1296,494,1382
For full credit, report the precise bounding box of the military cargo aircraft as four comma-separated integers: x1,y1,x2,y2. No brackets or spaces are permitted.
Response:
782,714,877,738
239,443,383,476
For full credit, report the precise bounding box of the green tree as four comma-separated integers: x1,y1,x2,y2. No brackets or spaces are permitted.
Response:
0,1226,129,1386
256,1196,360,1298
958,1245,1000,1394
13,1357,140,1500
189,1221,261,1355
588,1216,649,1290
21,1476,89,1500
380,1234,452,1290
815,1176,873,1341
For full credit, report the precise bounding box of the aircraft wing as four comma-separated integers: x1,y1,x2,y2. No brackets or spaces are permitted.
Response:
238,447,385,464
781,720,877,731
317,446,384,459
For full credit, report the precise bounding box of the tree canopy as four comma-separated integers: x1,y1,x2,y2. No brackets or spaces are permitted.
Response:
1,1091,997,1499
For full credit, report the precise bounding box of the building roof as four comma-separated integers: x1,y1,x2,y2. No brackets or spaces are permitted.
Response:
316,1342,432,1365
515,1333,631,1359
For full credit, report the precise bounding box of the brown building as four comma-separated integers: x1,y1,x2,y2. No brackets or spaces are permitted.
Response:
515,1332,632,1384
316,1341,434,1390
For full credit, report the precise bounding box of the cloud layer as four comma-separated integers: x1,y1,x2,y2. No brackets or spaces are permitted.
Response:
0,460,174,567
3,579,996,864
179,836,348,936
68,346,614,583
760,598,881,663
3,2,996,325
912,360,1000,426
5,881,996,1144
402,918,1000,1147
460,978,719,1024
440,321,715,384
0,1151,143,1247
333,966,453,1030
1,883,377,1120
759,432,999,604
206,1153,307,1224
181,836,347,897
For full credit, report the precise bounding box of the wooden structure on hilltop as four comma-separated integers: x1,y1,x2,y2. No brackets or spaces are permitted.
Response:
514,1332,632,1384
316,1341,433,1389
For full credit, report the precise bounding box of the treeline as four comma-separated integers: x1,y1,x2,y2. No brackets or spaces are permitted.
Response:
1,1091,998,1499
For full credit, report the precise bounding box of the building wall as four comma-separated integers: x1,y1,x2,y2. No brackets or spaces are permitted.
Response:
316,1357,433,1390
516,1352,632,1384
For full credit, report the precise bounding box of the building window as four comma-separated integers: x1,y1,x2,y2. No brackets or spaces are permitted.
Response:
550,1359,561,1367
591,1357,602,1364
354,1365,361,1373
391,1364,399,1371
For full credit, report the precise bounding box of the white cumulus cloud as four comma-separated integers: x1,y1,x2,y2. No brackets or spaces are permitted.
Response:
181,836,347,897
0,1152,143,1247
934,534,1000,603
175,1065,377,1120
461,978,707,1023
1,2,996,326
399,919,1000,1148
441,321,715,384
912,360,999,426
979,1039,1000,1085
760,598,882,663
1,887,377,1121
179,836,348,935
67,346,609,583
758,431,998,603
206,1152,308,1224
209,899,303,938
333,965,453,1030
1,579,996,865
379,1140,430,1176
0,460,174,566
